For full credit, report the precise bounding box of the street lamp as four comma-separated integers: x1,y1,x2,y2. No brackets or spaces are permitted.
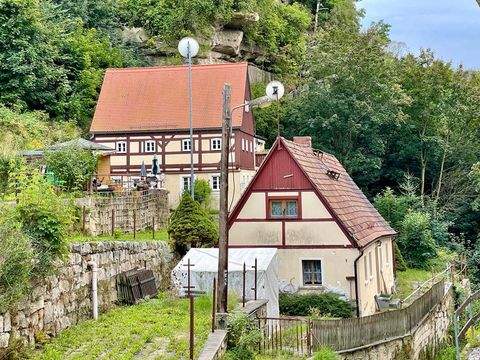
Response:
216,81,285,315
178,37,199,199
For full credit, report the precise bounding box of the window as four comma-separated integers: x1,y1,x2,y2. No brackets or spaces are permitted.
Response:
364,257,368,285
269,199,298,218
368,252,373,280
116,141,127,153
241,138,245,151
385,242,390,266
211,175,220,191
250,140,253,153
182,139,191,152
211,138,221,151
181,176,191,192
145,140,156,153
302,260,322,286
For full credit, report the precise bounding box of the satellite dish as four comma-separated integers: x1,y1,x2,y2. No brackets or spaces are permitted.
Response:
178,37,199,58
266,81,285,101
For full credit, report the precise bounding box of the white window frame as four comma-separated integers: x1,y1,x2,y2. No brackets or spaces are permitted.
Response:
145,140,156,153
368,252,373,281
116,141,127,153
300,259,323,287
241,138,245,151
211,175,220,191
180,175,191,192
182,139,191,152
211,138,221,151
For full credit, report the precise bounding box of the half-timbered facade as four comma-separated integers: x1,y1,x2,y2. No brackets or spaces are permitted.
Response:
228,136,397,316
89,63,258,207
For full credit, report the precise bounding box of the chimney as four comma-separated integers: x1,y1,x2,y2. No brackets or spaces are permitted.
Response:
293,136,312,148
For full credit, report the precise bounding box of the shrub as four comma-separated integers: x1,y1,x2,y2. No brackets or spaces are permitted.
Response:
0,216,33,313
374,187,418,231
45,146,98,191
397,211,437,269
0,154,26,196
194,179,212,207
167,192,218,255
394,242,407,272
313,346,339,360
279,292,353,318
226,310,262,360
15,175,75,275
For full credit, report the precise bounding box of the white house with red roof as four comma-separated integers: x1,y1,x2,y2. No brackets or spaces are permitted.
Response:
89,62,259,207
228,136,397,316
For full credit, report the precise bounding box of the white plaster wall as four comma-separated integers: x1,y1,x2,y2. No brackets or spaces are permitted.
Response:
301,191,331,218
237,193,266,219
229,222,282,245
285,222,351,246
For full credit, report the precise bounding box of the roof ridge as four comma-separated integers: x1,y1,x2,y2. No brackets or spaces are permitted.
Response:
106,62,249,73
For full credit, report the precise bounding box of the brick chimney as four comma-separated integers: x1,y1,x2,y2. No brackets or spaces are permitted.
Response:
293,136,312,148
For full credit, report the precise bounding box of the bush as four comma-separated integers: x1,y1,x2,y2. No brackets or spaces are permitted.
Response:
0,154,26,196
45,146,98,191
167,192,218,255
0,216,33,313
374,187,418,231
194,179,212,207
394,242,407,272
226,310,262,360
279,292,353,318
313,346,339,360
397,211,437,269
15,175,75,275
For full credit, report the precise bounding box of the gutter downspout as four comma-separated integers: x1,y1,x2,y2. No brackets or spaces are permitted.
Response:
88,261,99,320
353,250,364,318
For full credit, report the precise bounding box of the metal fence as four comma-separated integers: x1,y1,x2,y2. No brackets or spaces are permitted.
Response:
257,279,446,355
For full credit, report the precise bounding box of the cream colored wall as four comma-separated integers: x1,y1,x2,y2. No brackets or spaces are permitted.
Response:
356,236,395,316
276,248,359,299
165,169,255,209
110,155,127,166
202,153,222,164
285,222,351,246
229,222,282,246
237,192,266,219
301,192,331,218
130,154,158,166
165,154,199,165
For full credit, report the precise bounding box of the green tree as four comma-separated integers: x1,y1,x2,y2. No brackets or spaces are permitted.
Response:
397,211,437,269
15,175,75,275
45,146,98,191
168,192,218,255
194,179,212,207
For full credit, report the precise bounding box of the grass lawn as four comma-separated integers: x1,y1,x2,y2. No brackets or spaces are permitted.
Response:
395,268,434,300
32,294,212,360
66,228,169,243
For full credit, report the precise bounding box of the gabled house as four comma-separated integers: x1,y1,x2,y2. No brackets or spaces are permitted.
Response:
89,62,259,207
228,136,397,316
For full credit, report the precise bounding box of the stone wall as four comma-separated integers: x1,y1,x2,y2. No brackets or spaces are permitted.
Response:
0,241,173,349
339,284,454,360
78,189,170,236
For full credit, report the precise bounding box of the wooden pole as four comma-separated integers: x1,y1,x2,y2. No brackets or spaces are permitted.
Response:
212,277,216,333
152,215,155,240
242,262,246,307
133,209,137,239
252,258,258,300
189,295,194,360
217,83,231,313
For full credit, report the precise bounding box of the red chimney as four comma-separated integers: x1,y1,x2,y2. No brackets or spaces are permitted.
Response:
293,136,312,148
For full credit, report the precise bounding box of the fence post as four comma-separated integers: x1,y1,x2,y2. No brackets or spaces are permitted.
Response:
82,206,86,234
454,313,460,360
307,319,312,356
152,215,155,240
242,262,246,307
111,208,115,236
133,209,137,239
252,258,258,300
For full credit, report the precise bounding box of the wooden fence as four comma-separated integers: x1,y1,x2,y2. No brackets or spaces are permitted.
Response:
257,279,446,355
310,279,446,351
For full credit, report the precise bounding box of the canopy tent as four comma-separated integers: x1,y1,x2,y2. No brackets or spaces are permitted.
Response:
172,248,279,317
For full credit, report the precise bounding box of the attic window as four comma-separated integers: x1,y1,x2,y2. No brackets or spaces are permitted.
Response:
326,170,340,180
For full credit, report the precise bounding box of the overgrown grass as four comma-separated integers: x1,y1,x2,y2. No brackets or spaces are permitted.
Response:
32,293,211,360
66,228,169,243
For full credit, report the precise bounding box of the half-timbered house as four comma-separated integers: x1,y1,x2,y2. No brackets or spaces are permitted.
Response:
89,62,258,207
228,136,397,316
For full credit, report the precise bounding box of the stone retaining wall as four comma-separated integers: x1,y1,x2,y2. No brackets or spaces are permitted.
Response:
0,241,173,349
339,284,454,360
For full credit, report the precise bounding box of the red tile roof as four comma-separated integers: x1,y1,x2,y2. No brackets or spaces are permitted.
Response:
90,62,249,133
281,137,396,248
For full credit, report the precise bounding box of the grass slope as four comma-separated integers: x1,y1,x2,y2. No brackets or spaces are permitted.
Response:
66,229,169,243
32,294,211,360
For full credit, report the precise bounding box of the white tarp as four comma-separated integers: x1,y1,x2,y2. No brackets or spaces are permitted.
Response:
171,248,279,317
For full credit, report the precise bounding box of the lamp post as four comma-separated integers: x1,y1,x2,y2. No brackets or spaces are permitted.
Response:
217,81,285,314
178,37,199,199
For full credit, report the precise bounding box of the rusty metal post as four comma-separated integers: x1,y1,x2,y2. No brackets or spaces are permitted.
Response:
242,262,246,307
82,206,86,234
152,215,155,240
189,295,194,360
251,258,258,300
133,209,137,239
212,277,217,333
111,208,115,236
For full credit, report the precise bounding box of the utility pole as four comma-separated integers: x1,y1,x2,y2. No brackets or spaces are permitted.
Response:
217,84,231,313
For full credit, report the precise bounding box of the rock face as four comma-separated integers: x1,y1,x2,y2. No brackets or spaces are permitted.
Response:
213,30,244,56
121,27,149,45
0,242,173,350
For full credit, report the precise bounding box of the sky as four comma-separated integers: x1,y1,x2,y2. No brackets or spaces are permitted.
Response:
358,0,480,69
